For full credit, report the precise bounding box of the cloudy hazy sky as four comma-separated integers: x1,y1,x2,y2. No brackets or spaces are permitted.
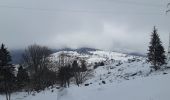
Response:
0,0,170,54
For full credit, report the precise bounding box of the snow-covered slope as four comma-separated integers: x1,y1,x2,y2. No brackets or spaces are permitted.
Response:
51,50,135,65
1,71,170,100
85,56,152,85
58,72,170,100
1,50,169,100
51,50,152,85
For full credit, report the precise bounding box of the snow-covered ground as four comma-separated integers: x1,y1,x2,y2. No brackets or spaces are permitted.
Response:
0,50,169,100
51,50,134,64
1,71,170,100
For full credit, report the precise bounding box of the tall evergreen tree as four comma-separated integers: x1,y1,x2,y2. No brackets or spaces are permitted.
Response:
0,44,11,67
147,27,166,70
0,43,14,100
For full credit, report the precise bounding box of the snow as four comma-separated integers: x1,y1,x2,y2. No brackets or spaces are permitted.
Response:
1,72,170,100
1,50,169,100
89,50,130,61
63,73,170,100
51,50,134,64
85,56,152,85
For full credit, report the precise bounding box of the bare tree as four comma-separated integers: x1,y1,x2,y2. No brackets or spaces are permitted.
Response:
72,60,92,86
22,44,53,90
22,44,52,75
74,69,93,86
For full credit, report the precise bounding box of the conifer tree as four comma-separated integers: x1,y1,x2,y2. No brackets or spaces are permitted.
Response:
17,65,29,88
0,43,11,67
0,43,14,100
147,27,166,70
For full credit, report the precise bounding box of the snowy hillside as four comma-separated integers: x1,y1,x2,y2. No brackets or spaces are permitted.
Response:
1,50,170,100
1,70,170,100
51,50,135,64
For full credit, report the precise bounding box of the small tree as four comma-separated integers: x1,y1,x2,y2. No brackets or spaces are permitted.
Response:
147,27,166,70
57,65,73,88
17,65,30,89
72,60,91,86
80,60,87,72
0,44,11,67
72,60,81,86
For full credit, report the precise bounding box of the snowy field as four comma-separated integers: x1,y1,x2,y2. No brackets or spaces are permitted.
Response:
1,72,170,100
0,50,169,100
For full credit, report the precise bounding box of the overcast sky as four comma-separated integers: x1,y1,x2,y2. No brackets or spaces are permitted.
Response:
0,0,170,54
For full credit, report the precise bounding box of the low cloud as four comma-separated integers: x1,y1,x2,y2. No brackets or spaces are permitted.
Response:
0,0,169,54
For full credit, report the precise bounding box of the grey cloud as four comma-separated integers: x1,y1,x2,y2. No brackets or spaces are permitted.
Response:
0,0,170,54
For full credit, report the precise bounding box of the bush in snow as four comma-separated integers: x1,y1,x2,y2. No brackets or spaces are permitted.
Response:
94,62,105,69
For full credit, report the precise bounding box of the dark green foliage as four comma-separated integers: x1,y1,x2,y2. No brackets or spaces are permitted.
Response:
0,66,16,91
17,65,30,89
147,27,166,70
0,44,11,67
0,43,15,100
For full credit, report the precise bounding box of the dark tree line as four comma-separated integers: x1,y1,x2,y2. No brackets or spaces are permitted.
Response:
0,44,56,100
0,43,91,99
57,60,91,87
